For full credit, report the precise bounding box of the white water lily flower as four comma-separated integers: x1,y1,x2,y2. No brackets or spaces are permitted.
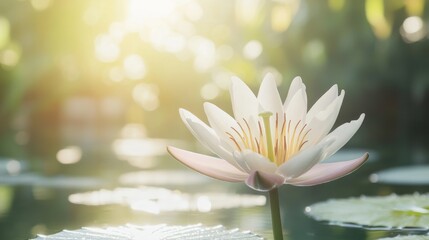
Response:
168,74,368,191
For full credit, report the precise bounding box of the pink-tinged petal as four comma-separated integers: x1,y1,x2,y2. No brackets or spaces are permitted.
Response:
167,146,248,182
284,76,307,109
257,73,283,115
230,76,259,121
204,102,241,145
180,108,216,138
245,171,285,192
287,153,369,186
277,139,334,179
186,120,245,171
306,84,339,122
321,113,365,158
233,150,277,174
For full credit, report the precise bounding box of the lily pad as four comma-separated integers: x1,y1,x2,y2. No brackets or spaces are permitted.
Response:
33,224,263,239
370,166,429,185
306,193,429,229
69,187,266,213
379,236,429,240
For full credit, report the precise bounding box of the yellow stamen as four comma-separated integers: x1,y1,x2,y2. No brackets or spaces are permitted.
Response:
225,112,311,166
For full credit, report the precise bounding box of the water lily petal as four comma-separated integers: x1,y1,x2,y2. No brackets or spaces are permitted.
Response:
306,84,339,122
186,119,247,171
180,108,214,136
305,90,344,146
287,153,369,186
284,76,307,109
230,76,259,121
233,150,277,174
245,171,285,192
321,113,365,158
257,73,283,115
277,140,333,178
167,146,248,182
285,88,308,126
204,102,241,145
180,109,245,170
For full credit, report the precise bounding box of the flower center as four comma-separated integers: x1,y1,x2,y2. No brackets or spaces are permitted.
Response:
226,112,311,165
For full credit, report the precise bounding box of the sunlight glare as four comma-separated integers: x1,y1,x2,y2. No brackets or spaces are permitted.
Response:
243,40,263,60
95,34,120,62
6,160,21,175
125,0,177,31
271,3,299,32
119,170,208,186
56,146,82,165
30,0,51,11
403,16,424,34
132,83,159,111
196,196,212,212
112,138,167,159
69,187,266,214
212,71,233,90
0,48,20,67
121,124,147,138
400,16,426,43
123,54,147,80
236,0,262,25
200,83,219,100
184,2,204,21
189,36,216,72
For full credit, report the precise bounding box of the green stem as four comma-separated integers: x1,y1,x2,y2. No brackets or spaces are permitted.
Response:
260,112,283,239
269,188,283,240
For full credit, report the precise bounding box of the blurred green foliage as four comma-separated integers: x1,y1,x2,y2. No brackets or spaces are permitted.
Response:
0,0,428,165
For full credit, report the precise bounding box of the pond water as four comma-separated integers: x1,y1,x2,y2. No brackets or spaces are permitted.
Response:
0,152,428,240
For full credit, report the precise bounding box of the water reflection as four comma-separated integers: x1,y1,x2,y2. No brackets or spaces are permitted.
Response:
370,166,429,185
112,138,173,162
119,170,209,186
323,149,379,163
68,187,266,214
0,174,104,189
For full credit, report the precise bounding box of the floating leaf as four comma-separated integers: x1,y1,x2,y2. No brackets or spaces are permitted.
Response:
379,235,429,240
306,193,429,229
370,166,429,185
33,224,263,240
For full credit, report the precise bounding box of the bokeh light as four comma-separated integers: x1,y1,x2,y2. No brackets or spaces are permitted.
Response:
132,83,159,111
56,146,82,165
400,16,426,43
243,40,263,60
30,0,52,11
68,187,267,214
123,54,147,80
